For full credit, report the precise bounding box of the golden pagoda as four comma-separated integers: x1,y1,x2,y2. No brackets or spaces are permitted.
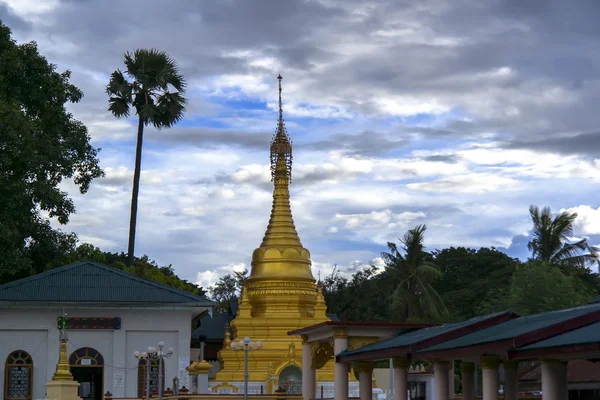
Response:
212,75,336,393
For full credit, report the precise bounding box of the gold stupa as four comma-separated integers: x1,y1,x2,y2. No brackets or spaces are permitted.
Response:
212,75,335,392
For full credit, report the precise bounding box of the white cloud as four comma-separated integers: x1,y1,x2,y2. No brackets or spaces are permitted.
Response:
564,206,600,235
335,209,426,230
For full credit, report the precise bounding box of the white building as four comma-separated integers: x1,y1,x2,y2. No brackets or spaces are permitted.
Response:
0,261,214,400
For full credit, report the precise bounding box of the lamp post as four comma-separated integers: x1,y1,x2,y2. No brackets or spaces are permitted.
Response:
230,337,262,400
134,342,174,400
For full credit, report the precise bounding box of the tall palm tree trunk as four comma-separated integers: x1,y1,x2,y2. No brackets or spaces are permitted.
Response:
127,116,145,266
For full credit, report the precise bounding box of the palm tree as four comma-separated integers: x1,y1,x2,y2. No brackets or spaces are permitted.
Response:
382,225,448,323
106,49,186,266
528,205,598,269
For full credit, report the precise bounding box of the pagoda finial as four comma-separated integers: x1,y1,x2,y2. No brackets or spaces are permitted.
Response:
52,309,73,381
270,74,293,183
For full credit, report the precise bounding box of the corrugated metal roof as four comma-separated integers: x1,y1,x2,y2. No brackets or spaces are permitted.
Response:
517,321,600,350
192,313,233,341
340,311,510,357
0,260,215,306
418,303,600,352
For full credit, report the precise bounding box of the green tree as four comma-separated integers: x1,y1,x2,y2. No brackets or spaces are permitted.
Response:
431,247,520,320
382,225,448,323
60,244,207,297
209,269,248,312
478,260,595,316
106,49,187,266
528,205,598,268
0,21,103,278
322,265,389,321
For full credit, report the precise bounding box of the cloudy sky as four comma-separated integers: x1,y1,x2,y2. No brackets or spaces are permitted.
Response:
2,0,600,288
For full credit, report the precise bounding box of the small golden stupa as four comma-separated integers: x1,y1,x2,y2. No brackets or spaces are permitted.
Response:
212,75,336,392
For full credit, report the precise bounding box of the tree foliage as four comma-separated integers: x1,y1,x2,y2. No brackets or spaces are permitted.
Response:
478,260,595,316
60,243,207,296
431,247,520,321
528,205,598,269
106,48,187,266
209,269,248,312
0,21,103,278
382,225,448,323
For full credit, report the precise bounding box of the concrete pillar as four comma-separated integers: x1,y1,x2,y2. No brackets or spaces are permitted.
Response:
393,357,409,400
448,360,455,399
195,361,212,395
502,361,518,400
357,362,374,400
333,328,349,400
302,336,316,400
541,359,568,400
480,355,501,400
460,362,475,400
433,360,450,400
112,329,126,397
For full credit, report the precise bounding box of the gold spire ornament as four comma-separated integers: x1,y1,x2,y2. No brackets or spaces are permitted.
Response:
213,75,339,387
52,310,73,381
270,74,293,183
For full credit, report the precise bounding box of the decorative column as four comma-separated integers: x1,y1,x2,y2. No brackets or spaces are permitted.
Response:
433,359,450,400
480,355,501,400
459,363,475,400
541,359,568,400
448,360,455,399
356,362,374,400
186,363,198,394
302,336,316,400
502,361,518,400
333,328,349,400
393,357,409,400
196,361,213,394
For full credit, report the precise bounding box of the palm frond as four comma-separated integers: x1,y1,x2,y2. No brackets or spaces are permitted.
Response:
153,91,186,129
107,96,131,118
416,264,442,280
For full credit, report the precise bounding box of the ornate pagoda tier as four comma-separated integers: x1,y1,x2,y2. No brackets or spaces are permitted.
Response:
212,76,346,393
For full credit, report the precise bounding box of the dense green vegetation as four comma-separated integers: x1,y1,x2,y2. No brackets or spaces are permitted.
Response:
0,21,103,278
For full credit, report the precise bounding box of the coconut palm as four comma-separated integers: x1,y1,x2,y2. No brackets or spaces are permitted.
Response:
528,205,598,269
106,49,186,266
382,225,448,323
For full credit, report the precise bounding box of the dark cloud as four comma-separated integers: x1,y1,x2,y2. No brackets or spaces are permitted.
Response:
503,131,600,157
146,127,270,150
300,130,408,155
0,4,31,32
423,154,462,163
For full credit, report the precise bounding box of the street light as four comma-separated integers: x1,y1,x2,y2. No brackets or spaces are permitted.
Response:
134,342,174,400
231,337,262,400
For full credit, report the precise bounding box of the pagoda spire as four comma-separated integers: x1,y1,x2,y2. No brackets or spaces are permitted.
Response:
259,75,302,249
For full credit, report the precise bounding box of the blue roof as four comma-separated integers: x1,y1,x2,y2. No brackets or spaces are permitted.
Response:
418,303,600,353
340,311,511,358
0,260,215,306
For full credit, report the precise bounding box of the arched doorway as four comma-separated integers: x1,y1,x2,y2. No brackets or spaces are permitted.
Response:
69,347,104,400
4,350,33,400
278,365,302,395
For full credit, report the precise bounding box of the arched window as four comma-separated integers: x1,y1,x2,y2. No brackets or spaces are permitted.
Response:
137,358,165,397
69,347,104,365
4,350,33,400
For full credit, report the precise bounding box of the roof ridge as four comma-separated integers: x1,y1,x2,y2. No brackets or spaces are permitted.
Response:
82,261,211,302
0,260,90,290
0,260,214,305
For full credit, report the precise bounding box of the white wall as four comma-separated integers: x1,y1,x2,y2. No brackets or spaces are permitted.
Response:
0,307,194,400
